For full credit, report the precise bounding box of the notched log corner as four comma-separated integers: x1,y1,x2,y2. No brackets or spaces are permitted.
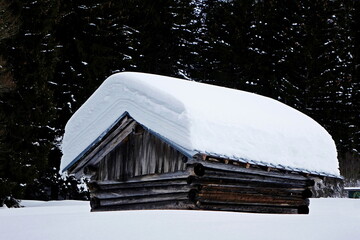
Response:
188,189,198,203
90,197,100,209
301,188,313,199
297,205,309,214
194,163,205,176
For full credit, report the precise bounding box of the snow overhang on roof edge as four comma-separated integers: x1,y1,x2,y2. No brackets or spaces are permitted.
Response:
193,150,342,179
60,72,340,177
62,112,341,179
62,112,197,173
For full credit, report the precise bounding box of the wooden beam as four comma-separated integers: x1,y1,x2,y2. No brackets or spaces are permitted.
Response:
195,202,299,214
69,117,136,174
91,200,195,212
199,184,310,199
90,179,189,191
85,121,136,167
192,161,311,182
97,192,190,207
92,185,192,199
197,192,309,206
88,170,193,191
190,176,311,189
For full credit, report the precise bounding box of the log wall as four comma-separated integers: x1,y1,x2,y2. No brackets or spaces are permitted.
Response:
75,116,317,214
90,161,315,214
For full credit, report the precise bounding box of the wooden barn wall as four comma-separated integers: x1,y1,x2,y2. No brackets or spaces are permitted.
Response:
97,128,187,181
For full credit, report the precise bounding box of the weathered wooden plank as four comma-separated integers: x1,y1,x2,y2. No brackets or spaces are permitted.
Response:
91,121,136,168
196,191,309,206
188,175,310,189
199,185,312,199
89,180,190,192
91,200,196,212
187,161,313,182
88,169,193,190
92,185,193,199
95,192,190,207
195,202,300,214
77,130,134,178
91,195,308,214
199,169,314,187
70,117,135,174
97,127,188,181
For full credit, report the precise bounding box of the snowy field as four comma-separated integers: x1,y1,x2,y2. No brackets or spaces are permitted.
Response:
0,198,359,240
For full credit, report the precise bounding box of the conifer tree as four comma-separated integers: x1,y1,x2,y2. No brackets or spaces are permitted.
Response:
53,0,201,121
0,0,60,202
0,0,20,206
193,0,359,180
0,0,359,201
0,0,19,93
191,0,254,88
339,0,360,180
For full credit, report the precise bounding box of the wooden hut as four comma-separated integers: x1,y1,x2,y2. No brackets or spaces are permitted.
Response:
61,72,341,214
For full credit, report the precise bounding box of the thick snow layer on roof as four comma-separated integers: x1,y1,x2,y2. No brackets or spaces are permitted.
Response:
60,72,339,176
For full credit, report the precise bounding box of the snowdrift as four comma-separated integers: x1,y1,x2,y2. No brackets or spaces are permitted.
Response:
1,199,360,240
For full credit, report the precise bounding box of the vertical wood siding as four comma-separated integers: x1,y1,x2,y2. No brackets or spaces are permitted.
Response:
98,127,187,181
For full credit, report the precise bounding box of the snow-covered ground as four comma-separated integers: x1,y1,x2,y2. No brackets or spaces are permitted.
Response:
1,198,359,240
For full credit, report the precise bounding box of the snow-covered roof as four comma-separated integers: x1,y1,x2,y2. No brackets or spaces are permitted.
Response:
60,72,340,177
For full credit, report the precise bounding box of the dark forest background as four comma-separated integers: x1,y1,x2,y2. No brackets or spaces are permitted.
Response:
0,0,359,206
